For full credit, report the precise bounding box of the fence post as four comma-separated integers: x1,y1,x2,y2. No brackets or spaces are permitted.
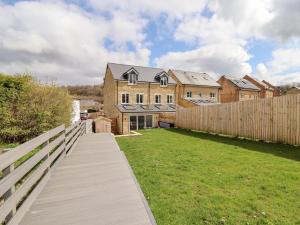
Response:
3,164,16,223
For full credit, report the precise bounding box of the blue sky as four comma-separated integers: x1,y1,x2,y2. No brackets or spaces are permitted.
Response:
0,0,300,84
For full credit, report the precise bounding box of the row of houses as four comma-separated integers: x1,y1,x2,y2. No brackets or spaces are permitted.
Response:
103,63,280,134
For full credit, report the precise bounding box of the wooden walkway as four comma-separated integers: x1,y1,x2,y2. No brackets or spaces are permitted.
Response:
19,133,156,225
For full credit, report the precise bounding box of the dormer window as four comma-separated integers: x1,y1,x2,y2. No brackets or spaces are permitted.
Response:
128,72,137,85
155,71,169,87
160,76,168,87
123,67,139,85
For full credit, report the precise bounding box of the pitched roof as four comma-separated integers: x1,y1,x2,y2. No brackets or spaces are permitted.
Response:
223,76,260,91
116,104,176,113
294,86,300,90
262,80,277,89
244,75,272,90
170,69,220,87
107,63,176,84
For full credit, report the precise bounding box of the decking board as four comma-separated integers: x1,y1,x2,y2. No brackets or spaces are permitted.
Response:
19,133,155,225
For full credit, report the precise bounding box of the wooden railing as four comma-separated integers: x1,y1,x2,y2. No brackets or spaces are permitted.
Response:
0,121,85,225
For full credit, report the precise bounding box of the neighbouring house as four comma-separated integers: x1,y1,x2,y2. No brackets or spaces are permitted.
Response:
243,75,274,98
103,63,176,134
169,69,221,108
218,75,260,103
262,80,281,97
285,86,300,95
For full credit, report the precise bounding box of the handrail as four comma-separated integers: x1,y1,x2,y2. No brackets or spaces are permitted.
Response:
0,121,86,225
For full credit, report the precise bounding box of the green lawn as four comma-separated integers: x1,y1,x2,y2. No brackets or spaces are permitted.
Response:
116,128,300,225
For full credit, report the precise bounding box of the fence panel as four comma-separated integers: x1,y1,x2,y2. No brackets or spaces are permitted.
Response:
0,121,85,225
176,94,300,146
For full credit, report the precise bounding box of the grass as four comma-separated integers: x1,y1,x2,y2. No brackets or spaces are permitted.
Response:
116,128,300,225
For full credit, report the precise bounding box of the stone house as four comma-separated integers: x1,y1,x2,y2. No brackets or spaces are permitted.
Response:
103,63,176,134
285,86,300,95
243,75,274,98
169,69,221,107
218,75,260,103
262,80,281,96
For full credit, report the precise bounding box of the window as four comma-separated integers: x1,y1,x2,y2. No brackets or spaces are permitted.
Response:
128,73,137,85
199,93,202,97
187,91,192,98
136,93,144,104
160,76,168,87
210,92,216,98
167,95,173,104
121,93,129,104
155,94,161,104
240,93,245,99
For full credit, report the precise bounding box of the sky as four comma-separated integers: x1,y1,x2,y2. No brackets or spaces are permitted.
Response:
0,0,300,85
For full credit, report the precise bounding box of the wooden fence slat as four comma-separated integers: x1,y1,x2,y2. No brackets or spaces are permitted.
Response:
0,133,65,198
0,122,85,225
176,94,300,146
0,125,65,172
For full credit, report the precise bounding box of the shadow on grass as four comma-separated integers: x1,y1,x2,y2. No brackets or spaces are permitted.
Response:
166,128,300,162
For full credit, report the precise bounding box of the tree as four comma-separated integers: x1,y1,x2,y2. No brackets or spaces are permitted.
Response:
0,74,72,143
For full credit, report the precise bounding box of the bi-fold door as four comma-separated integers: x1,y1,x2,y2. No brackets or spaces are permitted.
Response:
130,115,153,131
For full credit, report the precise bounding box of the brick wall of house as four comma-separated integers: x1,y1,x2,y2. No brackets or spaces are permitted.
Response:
149,84,176,105
243,75,274,98
117,81,176,105
181,85,220,101
169,70,220,107
239,90,260,101
117,82,150,104
218,77,239,103
103,68,117,118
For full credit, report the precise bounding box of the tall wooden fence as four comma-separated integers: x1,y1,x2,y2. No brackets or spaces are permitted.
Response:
176,94,300,146
0,121,85,225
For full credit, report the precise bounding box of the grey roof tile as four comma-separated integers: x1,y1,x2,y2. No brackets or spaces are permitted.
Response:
108,63,176,84
224,76,260,90
170,69,221,87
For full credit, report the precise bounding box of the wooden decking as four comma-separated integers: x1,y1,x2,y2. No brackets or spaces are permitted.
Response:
19,133,156,225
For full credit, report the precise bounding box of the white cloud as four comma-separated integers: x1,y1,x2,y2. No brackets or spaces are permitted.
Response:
157,0,300,84
0,1,150,84
155,43,252,78
264,0,300,41
256,48,300,85
158,0,267,79
1,0,300,85
88,0,208,18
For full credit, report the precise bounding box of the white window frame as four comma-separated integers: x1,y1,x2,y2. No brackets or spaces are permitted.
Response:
121,93,129,104
136,93,144,104
128,73,137,85
160,76,168,87
210,92,216,98
186,91,192,98
129,114,154,131
155,94,161,104
167,94,174,104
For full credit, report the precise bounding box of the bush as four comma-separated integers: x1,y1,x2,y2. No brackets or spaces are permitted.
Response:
0,74,72,143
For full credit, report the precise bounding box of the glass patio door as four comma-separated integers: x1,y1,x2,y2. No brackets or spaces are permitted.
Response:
130,116,137,130
138,116,145,130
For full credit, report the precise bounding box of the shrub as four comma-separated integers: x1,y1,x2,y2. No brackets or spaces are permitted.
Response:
0,73,72,143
